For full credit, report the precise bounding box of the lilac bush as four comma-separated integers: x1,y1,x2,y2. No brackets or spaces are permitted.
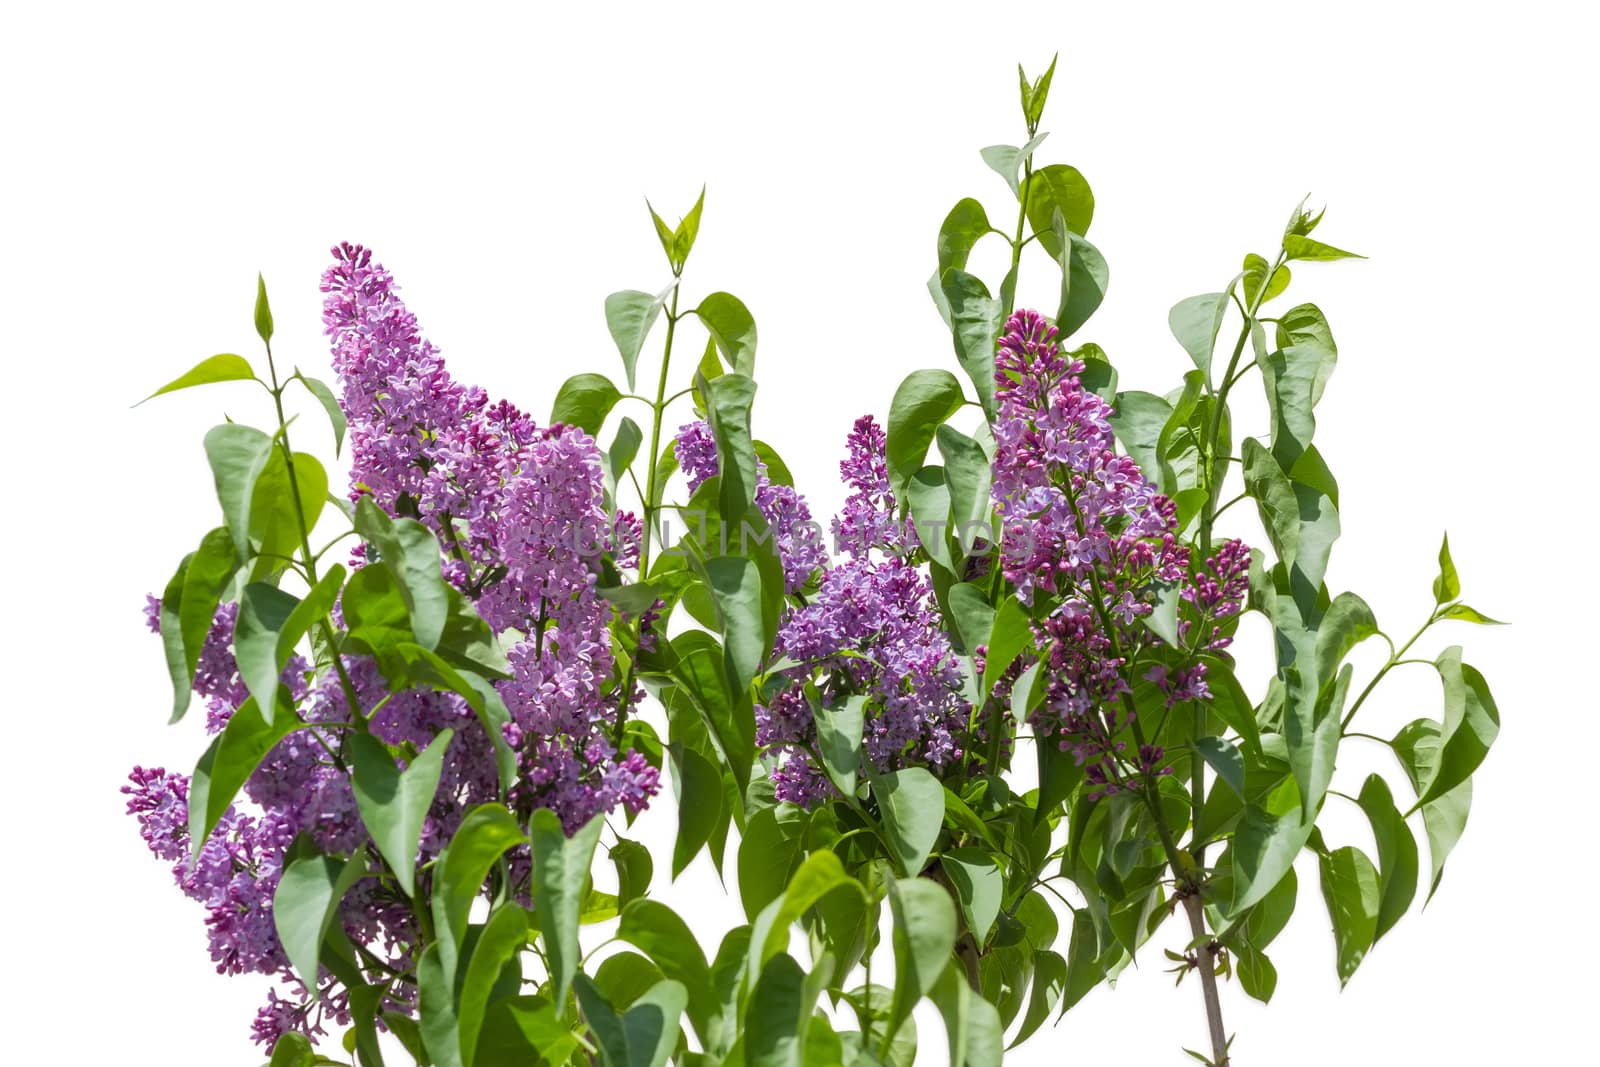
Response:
124,59,1501,1067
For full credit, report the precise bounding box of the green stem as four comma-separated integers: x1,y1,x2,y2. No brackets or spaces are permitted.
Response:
613,282,682,746
1341,612,1435,731
264,341,366,731
1057,470,1227,1062
1002,158,1034,317
638,283,682,577
1198,250,1286,562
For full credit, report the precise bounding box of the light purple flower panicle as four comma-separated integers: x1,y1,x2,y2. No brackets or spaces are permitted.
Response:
990,309,1250,795
127,244,662,1046
754,421,968,807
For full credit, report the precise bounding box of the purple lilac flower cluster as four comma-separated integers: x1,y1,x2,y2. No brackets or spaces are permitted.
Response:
128,580,496,1045
990,309,1249,795
674,419,826,591
748,418,969,807
322,243,658,827
832,414,914,559
126,245,662,1047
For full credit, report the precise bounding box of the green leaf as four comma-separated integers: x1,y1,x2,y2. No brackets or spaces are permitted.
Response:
1283,234,1365,262
812,692,866,797
595,951,664,1010
1267,305,1340,467
1392,718,1473,900
1318,845,1380,986
575,975,687,1067
1009,948,1064,1048
158,554,195,722
1413,648,1500,808
1288,445,1339,508
939,849,1002,946
188,690,301,853
1259,305,1338,470
1050,221,1109,338
981,595,1032,698
1433,533,1461,603
704,555,767,695
269,1032,315,1067
1035,733,1083,820
738,804,807,921
742,952,820,1067
667,630,756,799
978,133,1047,198
605,291,665,391
673,186,706,267
1235,946,1278,1003
669,744,723,878
458,903,528,1067
583,889,621,925
945,582,994,658
475,996,576,1066
345,981,388,1067
612,840,654,910
1023,53,1058,129
618,899,717,1044
1436,603,1505,625
294,374,347,457
1284,196,1326,237
748,851,858,976
418,943,464,1067
935,424,992,554
553,372,624,436
1241,438,1300,564
1169,293,1229,382
233,582,301,720
354,497,449,650
753,439,795,487
1228,780,1314,916
926,963,1003,1067
1024,164,1095,256
1011,660,1045,726
179,526,241,692
1287,663,1349,818
608,416,644,487
1194,737,1245,799
1108,391,1175,494
936,271,1001,420
1142,579,1183,648
936,198,995,274
530,808,604,1008
349,729,452,898
1313,591,1379,685
1206,661,1262,755
204,423,276,560
874,769,945,877
697,292,758,377
274,851,369,993
140,353,257,404
886,877,958,1044
1057,908,1104,1014
1241,254,1290,306
886,370,966,497
248,449,328,580
1355,774,1419,940
279,563,344,657
254,273,274,343
432,804,526,975
906,465,956,574
704,372,761,522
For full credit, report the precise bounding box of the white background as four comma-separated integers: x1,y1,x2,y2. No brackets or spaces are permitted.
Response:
3,2,1596,1064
